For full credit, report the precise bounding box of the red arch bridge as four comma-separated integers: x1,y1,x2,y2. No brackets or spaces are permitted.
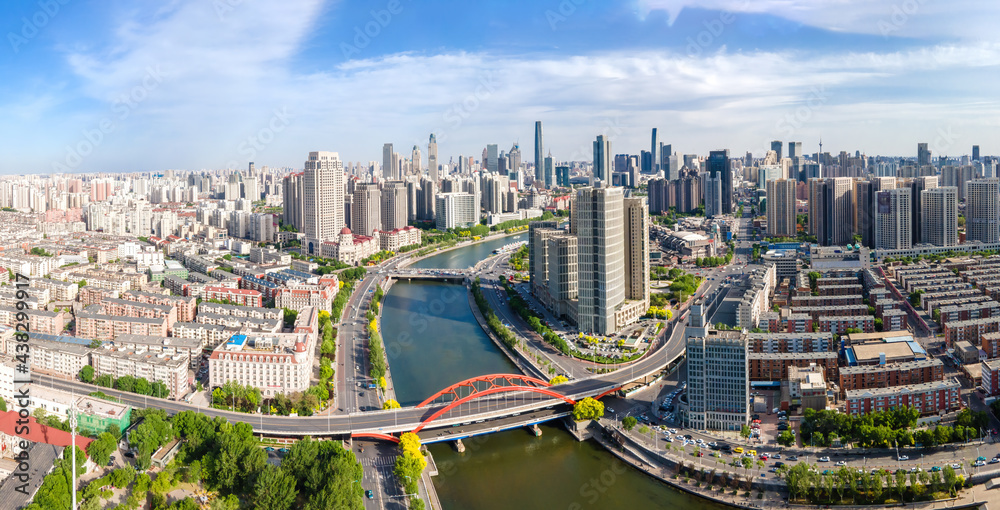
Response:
351,374,622,443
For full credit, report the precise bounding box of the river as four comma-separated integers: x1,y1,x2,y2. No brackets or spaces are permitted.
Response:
429,424,727,510
383,235,725,509
408,233,527,270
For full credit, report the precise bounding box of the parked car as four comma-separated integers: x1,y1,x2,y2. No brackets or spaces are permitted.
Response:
818,456,831,462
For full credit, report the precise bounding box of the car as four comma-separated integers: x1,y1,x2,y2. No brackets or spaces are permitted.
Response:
760,453,769,460
930,466,941,472
365,490,374,499
975,460,987,467
265,447,275,452
124,452,135,458
818,456,830,462
684,434,693,440
989,458,1000,465
910,467,922,473
951,463,962,469
772,453,781,459
697,451,704,457
898,455,909,461
769,467,778,473
664,437,673,443
835,461,847,467
978,456,988,462
607,408,615,414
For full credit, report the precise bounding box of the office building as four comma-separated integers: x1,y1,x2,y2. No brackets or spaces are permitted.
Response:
920,187,958,247
707,150,732,214
529,221,560,295
967,179,1000,244
973,145,981,162
281,172,304,232
556,166,570,187
428,134,438,182
303,151,346,254
623,197,650,306
383,143,397,180
771,140,783,160
486,144,499,174
534,121,544,183
788,141,802,159
593,135,612,183
575,186,625,335
651,129,661,172
544,154,554,189
686,326,749,431
875,188,912,250
704,173,723,217
380,181,408,231
410,145,421,175
766,179,797,237
918,142,931,167
351,182,381,236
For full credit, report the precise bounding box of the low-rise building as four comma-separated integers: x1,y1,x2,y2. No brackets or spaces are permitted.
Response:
981,358,1000,396
204,286,263,307
748,351,838,382
196,302,282,321
91,347,188,398
76,305,168,340
838,358,944,394
845,378,962,416
208,332,314,396
787,364,828,411
746,332,836,353
120,290,197,323
818,315,875,334
943,316,1000,347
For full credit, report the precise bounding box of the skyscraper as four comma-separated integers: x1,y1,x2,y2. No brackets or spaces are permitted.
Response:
807,178,827,242
556,165,570,187
918,142,931,167
428,134,438,182
686,320,749,431
788,141,802,159
592,135,612,183
973,145,981,162
766,179,796,238
874,188,912,250
770,140,783,160
303,151,346,253
380,181,408,231
411,145,422,175
623,197,650,307
486,144,499,174
651,128,660,173
575,186,625,336
661,143,673,179
533,121,544,183
704,173,723,217
382,143,396,179
910,176,938,245
706,150,732,214
967,179,1000,244
544,153,554,189
921,187,958,247
351,182,381,236
509,142,521,174
282,172,304,231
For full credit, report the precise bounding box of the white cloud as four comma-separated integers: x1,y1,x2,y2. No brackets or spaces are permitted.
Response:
8,0,1000,173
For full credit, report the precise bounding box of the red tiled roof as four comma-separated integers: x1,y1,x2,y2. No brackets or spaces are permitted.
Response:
0,411,92,454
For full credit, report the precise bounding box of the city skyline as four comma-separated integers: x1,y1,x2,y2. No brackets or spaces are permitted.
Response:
2,0,999,173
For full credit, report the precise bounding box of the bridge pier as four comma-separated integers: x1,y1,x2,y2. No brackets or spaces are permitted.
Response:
454,439,466,453
529,424,542,437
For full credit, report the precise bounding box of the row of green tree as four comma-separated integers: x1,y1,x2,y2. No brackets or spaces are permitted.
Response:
800,407,987,448
394,433,428,510
367,313,387,381
492,211,555,232
80,366,170,398
508,245,528,271
501,280,570,354
471,278,519,350
782,462,963,505
331,280,356,322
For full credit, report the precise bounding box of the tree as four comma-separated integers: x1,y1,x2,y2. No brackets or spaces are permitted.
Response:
383,399,401,410
622,416,638,431
740,424,751,440
549,375,568,385
251,465,298,510
78,365,95,383
777,429,795,446
85,432,117,466
571,397,605,421
109,466,136,489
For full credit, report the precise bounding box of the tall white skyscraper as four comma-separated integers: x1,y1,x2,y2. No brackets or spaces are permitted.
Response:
921,186,958,247
575,186,625,336
411,145,422,175
686,324,749,431
427,134,438,182
592,135,611,183
303,152,345,253
967,179,1000,244
874,188,912,250
380,181,408,231
382,143,396,180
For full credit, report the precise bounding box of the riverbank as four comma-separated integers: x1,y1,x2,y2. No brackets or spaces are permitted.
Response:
401,231,526,269
464,279,550,381
593,418,989,510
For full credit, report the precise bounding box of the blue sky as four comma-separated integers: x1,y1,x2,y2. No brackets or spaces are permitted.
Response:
1,0,998,174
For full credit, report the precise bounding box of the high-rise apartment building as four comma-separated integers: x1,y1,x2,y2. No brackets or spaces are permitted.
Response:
534,121,544,183
380,181,408,231
823,177,853,246
707,150,732,214
411,145,422,175
910,176,938,245
921,187,958,247
623,197,650,307
351,182,381,236
592,135,612,183
428,134,438,182
303,151,346,253
967,179,1000,244
281,172,304,232
529,221,560,296
766,179,797,237
575,186,625,336
434,192,477,230
874,188,912,250
686,303,749,431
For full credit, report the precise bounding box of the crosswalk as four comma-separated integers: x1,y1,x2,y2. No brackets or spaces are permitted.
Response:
361,455,398,469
